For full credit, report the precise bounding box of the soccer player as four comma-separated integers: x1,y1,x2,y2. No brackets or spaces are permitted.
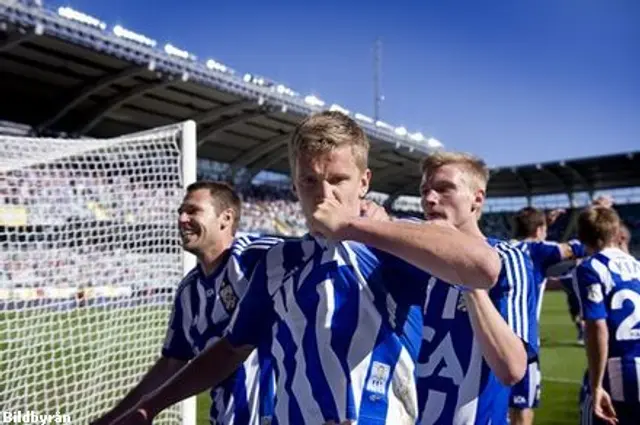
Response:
314,151,537,425
578,219,632,424
110,111,506,425
575,207,640,425
90,181,280,425
508,206,586,425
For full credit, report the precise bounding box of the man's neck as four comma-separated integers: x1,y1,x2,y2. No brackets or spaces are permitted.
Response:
198,240,233,276
586,243,619,256
458,220,485,239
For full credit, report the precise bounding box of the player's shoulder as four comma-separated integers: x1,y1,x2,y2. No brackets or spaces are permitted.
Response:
253,234,320,281
175,266,200,294
489,237,533,283
490,237,528,260
232,235,283,254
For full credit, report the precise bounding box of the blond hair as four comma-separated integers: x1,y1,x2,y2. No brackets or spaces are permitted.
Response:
577,206,621,250
421,151,490,191
288,111,369,177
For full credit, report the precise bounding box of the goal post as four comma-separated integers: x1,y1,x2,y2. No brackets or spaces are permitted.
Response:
180,121,198,425
0,121,198,425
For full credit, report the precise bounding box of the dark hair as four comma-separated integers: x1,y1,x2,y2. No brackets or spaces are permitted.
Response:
512,207,546,239
186,180,242,234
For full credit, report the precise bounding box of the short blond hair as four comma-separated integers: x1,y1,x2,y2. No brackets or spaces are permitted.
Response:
421,151,490,191
577,206,621,250
288,111,369,177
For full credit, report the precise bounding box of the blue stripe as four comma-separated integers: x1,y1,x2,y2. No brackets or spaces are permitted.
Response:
358,325,403,421
275,322,305,423
233,366,251,424
258,343,275,419
296,258,340,421
331,264,361,419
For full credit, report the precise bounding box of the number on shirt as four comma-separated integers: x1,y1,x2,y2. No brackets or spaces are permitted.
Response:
611,289,640,341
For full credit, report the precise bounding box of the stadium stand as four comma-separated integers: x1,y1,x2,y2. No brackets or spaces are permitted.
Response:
0,0,442,199
2,2,640,424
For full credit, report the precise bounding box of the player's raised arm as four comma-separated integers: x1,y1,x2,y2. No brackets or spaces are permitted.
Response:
312,197,501,289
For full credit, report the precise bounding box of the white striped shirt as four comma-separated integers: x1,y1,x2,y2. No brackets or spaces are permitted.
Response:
163,235,281,425
574,248,640,404
416,239,538,425
226,234,429,425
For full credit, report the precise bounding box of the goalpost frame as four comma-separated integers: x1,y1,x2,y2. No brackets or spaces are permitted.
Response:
180,120,198,425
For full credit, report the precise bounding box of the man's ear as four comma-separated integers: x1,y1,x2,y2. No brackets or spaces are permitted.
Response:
220,208,234,231
471,188,485,213
360,168,372,198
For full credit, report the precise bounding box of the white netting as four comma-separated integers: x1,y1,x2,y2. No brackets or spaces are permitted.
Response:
0,123,193,424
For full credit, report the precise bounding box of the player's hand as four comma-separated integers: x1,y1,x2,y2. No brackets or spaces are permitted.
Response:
359,199,389,221
110,408,151,425
592,195,614,209
546,208,565,226
592,386,618,425
310,189,355,241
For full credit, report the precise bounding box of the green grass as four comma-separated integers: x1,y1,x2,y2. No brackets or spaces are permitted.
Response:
1,291,585,424
536,290,586,424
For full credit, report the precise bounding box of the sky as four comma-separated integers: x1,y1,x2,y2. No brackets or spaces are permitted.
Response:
52,0,639,167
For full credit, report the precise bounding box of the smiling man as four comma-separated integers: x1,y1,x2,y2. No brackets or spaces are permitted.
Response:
90,181,280,425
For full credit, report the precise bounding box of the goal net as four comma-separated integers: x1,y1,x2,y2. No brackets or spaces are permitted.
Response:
0,121,197,424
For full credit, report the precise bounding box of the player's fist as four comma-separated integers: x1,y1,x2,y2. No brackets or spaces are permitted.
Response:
310,197,350,240
592,195,614,209
111,409,150,425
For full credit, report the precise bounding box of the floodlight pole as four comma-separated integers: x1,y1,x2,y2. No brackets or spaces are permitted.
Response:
373,37,382,122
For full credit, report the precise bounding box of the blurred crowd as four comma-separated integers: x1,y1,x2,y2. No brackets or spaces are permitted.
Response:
2,165,639,290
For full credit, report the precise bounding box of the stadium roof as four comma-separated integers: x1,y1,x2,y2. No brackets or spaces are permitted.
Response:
0,1,440,195
487,151,640,198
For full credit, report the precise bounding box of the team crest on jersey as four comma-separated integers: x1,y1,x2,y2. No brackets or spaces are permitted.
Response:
366,361,391,397
219,280,238,312
587,284,603,303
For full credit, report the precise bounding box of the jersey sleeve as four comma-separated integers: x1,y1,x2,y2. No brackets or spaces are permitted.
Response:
530,241,563,274
225,256,278,348
495,244,539,359
237,237,282,277
574,262,607,321
161,286,196,361
568,239,587,258
368,246,430,305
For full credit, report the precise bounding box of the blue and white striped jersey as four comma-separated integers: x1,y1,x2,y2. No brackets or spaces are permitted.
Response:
416,239,538,425
574,248,640,404
162,235,281,425
512,240,565,327
226,234,429,425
